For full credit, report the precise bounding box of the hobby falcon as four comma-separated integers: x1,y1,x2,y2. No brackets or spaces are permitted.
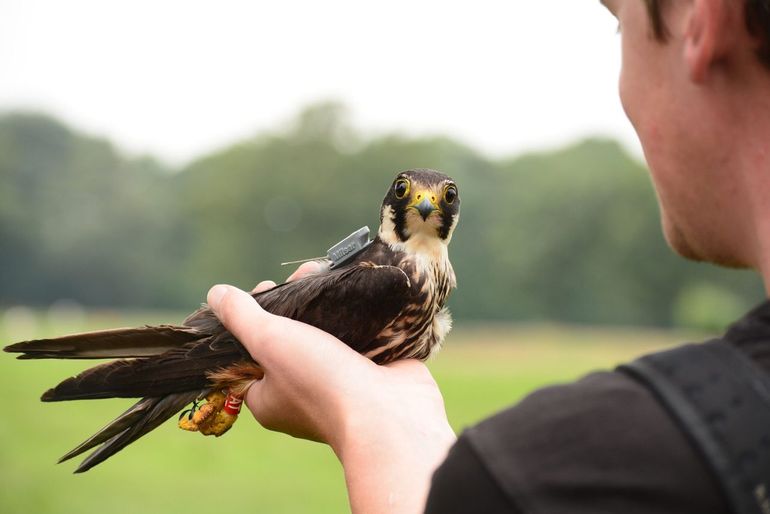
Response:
4,168,461,472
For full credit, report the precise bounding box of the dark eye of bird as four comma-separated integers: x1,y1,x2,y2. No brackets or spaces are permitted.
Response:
394,179,409,199
444,185,457,204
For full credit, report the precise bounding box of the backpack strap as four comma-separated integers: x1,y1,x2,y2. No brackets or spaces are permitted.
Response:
618,340,770,514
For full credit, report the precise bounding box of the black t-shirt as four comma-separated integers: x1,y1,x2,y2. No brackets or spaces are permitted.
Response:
425,301,770,513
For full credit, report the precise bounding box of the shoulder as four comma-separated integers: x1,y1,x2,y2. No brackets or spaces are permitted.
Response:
428,371,729,514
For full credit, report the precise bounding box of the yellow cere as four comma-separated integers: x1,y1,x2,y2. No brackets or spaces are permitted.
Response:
409,189,442,212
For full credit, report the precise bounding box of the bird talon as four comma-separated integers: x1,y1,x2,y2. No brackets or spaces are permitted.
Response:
192,402,217,424
178,399,200,421
178,411,199,432
177,390,241,436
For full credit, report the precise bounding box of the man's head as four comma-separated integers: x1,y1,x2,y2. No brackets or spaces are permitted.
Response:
601,0,770,273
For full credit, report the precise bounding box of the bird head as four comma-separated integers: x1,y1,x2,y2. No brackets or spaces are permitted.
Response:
379,169,460,247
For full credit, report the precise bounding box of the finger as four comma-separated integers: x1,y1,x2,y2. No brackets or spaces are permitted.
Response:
244,378,281,432
208,283,366,371
251,280,277,294
244,377,269,424
244,374,325,442
207,284,272,353
207,284,313,366
287,261,322,282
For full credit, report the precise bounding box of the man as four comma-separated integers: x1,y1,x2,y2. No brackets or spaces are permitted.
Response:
205,1,770,512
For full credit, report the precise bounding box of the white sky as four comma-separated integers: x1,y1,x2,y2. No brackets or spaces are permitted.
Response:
0,0,640,166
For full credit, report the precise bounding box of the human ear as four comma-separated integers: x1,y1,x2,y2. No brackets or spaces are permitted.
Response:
684,0,734,83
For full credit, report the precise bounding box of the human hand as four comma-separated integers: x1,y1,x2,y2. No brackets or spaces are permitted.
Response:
206,263,456,514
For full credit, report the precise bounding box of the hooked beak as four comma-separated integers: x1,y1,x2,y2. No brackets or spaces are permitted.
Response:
412,195,439,221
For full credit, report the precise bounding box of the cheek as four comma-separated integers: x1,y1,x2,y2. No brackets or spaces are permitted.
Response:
618,35,645,134
616,15,667,149
620,71,665,187
618,45,667,177
618,72,637,130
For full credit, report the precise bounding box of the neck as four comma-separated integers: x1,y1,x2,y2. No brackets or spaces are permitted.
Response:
755,211,770,296
736,101,770,296
378,226,448,256
698,70,770,296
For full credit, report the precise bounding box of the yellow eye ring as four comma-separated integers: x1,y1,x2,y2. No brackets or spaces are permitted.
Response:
394,178,410,199
444,185,458,204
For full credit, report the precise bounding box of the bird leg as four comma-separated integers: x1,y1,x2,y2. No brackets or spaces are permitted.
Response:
177,390,243,436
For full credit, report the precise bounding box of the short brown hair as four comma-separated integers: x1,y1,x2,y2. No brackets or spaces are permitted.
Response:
645,0,770,68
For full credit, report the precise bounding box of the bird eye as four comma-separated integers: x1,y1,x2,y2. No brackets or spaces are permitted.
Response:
444,185,457,204
394,178,410,199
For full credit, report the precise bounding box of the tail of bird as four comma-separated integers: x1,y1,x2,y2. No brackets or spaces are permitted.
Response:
61,390,207,473
4,324,202,360
3,324,229,472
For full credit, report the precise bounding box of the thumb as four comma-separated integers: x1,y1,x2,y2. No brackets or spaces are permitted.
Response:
207,284,272,357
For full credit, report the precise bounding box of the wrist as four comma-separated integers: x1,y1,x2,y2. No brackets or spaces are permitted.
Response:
331,394,457,514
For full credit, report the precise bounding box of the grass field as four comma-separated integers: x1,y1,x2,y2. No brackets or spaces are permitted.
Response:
0,310,703,514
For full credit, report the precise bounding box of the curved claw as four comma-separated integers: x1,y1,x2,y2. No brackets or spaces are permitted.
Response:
178,399,200,420
177,392,239,436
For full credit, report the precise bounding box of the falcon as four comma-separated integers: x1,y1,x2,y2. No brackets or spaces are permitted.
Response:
4,168,460,472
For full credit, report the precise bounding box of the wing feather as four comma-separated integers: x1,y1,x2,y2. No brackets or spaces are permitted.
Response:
184,258,415,354
261,264,413,352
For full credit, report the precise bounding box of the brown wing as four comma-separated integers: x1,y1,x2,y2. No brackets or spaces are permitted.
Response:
184,261,414,353
40,260,413,402
259,263,413,352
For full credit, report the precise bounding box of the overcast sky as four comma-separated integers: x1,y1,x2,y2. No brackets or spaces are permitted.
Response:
0,0,640,166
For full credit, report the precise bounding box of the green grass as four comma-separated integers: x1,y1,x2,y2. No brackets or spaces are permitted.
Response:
0,310,702,514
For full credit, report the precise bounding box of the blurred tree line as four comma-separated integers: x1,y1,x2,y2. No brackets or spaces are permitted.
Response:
0,103,764,329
